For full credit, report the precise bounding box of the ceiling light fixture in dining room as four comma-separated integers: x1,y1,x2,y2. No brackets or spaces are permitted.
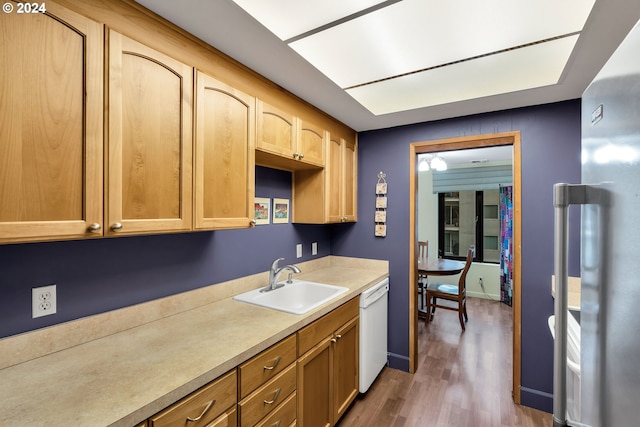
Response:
418,154,447,172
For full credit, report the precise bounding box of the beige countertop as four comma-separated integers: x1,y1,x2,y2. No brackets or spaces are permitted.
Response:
0,256,388,427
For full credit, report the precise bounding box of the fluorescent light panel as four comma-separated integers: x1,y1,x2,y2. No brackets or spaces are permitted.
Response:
232,0,388,40
347,35,580,115
232,0,596,115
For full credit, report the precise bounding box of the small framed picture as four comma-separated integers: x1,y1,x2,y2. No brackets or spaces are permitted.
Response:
375,210,387,222
375,197,388,209
375,224,387,237
254,197,271,225
273,198,290,224
376,182,387,195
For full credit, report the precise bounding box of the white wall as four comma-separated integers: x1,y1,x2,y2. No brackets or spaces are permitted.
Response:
417,169,439,256
427,262,501,300
417,169,501,300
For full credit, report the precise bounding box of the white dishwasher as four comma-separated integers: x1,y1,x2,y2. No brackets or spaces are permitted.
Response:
359,278,389,393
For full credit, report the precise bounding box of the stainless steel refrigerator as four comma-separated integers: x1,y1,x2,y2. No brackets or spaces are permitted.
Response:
553,18,640,427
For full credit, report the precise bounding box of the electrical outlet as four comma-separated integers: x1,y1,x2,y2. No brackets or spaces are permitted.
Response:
312,242,318,255
32,284,57,318
296,243,303,258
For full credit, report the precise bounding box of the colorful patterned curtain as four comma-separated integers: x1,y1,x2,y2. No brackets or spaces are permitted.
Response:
500,185,513,306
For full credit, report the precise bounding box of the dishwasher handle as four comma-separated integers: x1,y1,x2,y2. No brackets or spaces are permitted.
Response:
360,279,389,308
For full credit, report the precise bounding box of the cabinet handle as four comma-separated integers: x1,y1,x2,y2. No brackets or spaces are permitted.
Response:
250,218,257,227
331,338,337,343
263,387,281,405
293,152,299,159
336,334,342,340
88,223,101,232
263,355,282,371
298,153,304,159
186,399,216,422
110,222,123,231
272,421,282,427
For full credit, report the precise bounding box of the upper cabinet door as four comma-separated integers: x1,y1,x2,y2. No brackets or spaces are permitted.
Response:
298,119,327,167
194,71,255,230
0,1,103,243
341,137,358,222
107,31,193,236
326,136,344,223
325,133,357,223
256,100,297,158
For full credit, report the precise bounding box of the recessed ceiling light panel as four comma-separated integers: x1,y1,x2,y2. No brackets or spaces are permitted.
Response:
232,0,387,40
346,35,579,115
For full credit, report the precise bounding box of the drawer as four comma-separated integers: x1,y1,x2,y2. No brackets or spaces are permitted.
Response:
254,391,296,427
208,407,237,427
150,370,237,427
298,297,359,355
239,363,296,427
239,334,297,399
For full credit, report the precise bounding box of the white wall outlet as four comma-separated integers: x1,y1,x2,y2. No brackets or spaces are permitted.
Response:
296,243,303,258
32,284,57,318
312,242,318,255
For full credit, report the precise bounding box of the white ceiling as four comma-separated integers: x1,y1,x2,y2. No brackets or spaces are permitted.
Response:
135,0,640,132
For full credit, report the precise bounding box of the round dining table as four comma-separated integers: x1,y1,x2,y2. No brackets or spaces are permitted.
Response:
417,257,466,276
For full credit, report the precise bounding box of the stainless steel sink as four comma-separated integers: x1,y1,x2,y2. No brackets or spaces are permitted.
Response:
233,279,349,315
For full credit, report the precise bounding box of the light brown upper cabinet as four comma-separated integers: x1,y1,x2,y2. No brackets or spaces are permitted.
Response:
256,100,326,170
0,1,103,243
298,118,327,167
194,71,255,230
107,30,193,236
293,132,357,224
327,133,357,223
297,298,359,427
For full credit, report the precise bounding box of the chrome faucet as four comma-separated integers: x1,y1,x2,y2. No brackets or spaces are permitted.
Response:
263,258,301,292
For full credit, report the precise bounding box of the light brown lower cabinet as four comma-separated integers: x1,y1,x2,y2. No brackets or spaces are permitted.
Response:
207,407,237,427
238,364,296,426
149,370,236,427
145,300,359,427
297,298,359,427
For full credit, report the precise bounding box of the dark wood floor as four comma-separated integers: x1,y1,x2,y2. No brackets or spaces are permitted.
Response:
338,297,553,427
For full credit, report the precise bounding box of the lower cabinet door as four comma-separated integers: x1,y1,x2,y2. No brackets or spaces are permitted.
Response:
333,317,359,423
297,338,332,427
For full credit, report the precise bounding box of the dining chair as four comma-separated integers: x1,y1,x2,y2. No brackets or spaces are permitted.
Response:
417,240,429,315
425,245,474,331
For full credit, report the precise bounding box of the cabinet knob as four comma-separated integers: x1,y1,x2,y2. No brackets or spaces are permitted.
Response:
336,334,342,340
250,218,257,227
293,152,299,159
331,338,337,343
88,223,101,232
298,153,304,159
111,222,123,231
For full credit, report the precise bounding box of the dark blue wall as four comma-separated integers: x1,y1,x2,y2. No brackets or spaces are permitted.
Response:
331,100,582,412
0,167,330,338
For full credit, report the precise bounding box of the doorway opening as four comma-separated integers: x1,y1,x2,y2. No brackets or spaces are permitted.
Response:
408,131,522,403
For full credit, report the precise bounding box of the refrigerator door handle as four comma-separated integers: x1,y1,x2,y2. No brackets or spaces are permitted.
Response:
553,183,605,427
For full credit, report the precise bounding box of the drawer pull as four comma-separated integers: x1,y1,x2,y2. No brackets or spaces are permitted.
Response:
263,355,282,371
263,387,281,405
186,399,215,423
